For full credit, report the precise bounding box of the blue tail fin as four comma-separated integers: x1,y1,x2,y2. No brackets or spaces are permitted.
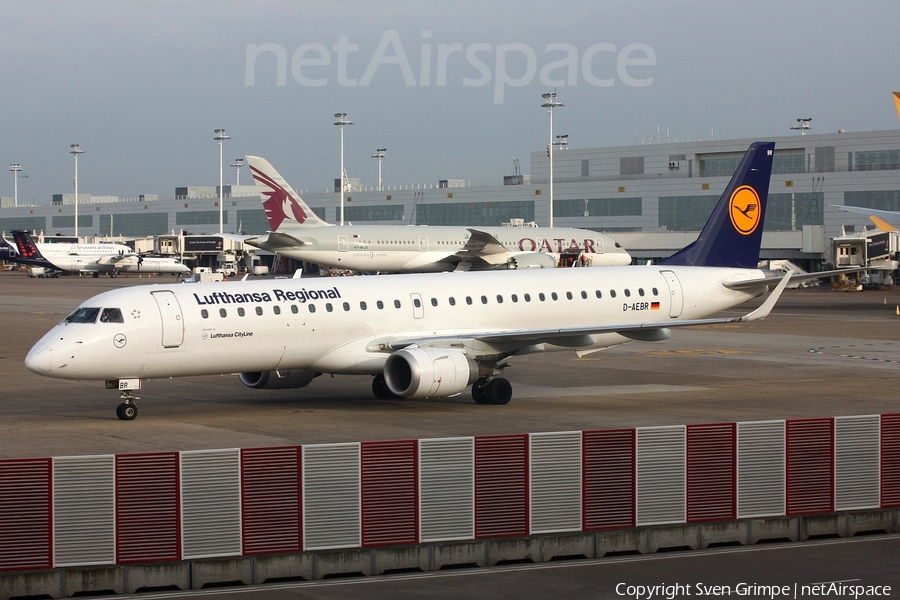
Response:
661,142,775,268
11,230,54,268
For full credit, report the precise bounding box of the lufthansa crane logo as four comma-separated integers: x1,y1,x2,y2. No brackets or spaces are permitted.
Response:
728,185,761,236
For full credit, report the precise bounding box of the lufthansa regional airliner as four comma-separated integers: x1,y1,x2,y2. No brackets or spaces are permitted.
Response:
26,142,838,420
240,155,632,272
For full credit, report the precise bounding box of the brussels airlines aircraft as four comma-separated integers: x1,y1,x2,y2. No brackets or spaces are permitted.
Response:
4,230,189,277
28,142,839,420
240,155,632,272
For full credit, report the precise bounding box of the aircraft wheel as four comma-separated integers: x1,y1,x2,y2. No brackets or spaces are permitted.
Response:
92,272,100,278
116,403,138,421
472,378,491,404
372,374,394,399
486,378,512,405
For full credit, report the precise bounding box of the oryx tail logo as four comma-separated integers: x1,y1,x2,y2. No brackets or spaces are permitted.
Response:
250,165,309,231
728,185,761,236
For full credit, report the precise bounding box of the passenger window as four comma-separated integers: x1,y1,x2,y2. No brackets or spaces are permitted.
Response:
343,302,350,311
309,304,316,313
652,288,659,296
99,308,124,323
551,292,558,301
414,298,422,308
466,296,473,305
481,295,488,304
377,300,384,309
326,303,333,312
291,305,299,314
581,291,588,299
624,289,631,297
539,293,545,301
394,299,401,309
219,308,227,318
237,307,245,317
496,295,503,304
201,309,209,319
610,290,617,298
511,294,518,303
638,288,645,297
360,301,367,310
431,298,438,307
595,290,602,299
449,297,456,306
273,305,281,315
524,293,531,302
255,306,263,316
566,292,573,300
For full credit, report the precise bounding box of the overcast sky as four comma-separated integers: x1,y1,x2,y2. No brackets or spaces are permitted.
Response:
1,0,898,204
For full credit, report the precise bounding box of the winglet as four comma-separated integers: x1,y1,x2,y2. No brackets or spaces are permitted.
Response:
736,269,793,322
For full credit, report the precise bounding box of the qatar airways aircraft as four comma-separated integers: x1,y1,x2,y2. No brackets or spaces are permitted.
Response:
26,142,844,420
2,230,189,277
239,155,632,272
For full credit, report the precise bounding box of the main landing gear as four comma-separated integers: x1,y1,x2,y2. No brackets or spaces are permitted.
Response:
471,377,512,405
116,390,139,421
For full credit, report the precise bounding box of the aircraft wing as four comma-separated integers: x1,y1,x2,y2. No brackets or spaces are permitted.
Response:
448,228,520,269
722,267,866,291
366,270,792,356
832,204,900,229
243,231,312,251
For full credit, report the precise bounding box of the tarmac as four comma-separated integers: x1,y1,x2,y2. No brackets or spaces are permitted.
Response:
2,269,899,459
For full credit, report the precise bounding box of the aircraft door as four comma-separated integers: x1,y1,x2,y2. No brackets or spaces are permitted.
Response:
151,290,184,348
418,236,428,252
338,235,349,252
410,293,424,319
659,270,684,318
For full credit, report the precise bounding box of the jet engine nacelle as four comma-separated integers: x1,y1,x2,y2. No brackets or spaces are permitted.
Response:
239,369,319,390
506,252,557,269
384,348,478,398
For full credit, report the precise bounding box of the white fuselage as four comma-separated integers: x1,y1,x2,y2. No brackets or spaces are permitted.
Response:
26,266,763,383
34,243,189,275
257,225,631,272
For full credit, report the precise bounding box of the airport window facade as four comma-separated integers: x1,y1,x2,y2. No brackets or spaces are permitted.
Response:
554,197,642,218
852,150,900,171
52,215,93,229
236,209,269,234
416,201,535,226
176,211,225,226
658,195,718,231
345,205,404,222
99,213,167,237
766,193,824,230
0,216,47,233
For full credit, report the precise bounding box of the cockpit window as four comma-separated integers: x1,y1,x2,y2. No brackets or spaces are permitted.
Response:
99,308,124,323
64,307,101,324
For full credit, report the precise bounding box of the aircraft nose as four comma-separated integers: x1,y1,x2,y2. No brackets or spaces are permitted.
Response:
25,342,52,374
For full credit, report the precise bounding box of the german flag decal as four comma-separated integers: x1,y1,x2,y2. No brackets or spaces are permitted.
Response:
651,302,660,310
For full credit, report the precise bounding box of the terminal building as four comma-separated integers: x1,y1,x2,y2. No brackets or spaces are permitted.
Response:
2,129,900,275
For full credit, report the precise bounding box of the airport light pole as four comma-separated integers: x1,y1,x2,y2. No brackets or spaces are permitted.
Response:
790,118,812,135
214,129,229,233
371,148,386,191
9,164,21,207
541,92,563,227
334,113,352,225
232,158,244,186
70,144,83,239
